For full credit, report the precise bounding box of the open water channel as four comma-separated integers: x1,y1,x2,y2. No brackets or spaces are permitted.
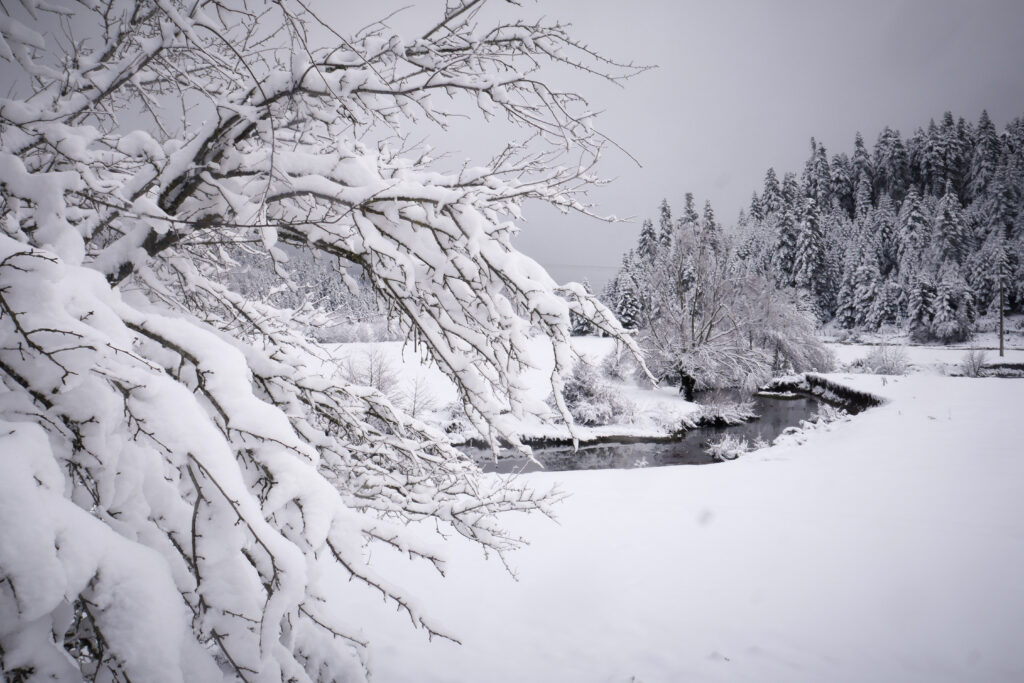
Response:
468,391,822,474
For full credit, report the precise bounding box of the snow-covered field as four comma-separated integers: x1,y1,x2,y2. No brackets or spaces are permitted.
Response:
339,346,1024,682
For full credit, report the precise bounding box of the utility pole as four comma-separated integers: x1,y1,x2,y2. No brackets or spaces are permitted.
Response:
999,262,1005,357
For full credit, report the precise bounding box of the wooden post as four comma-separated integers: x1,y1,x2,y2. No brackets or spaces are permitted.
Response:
999,262,1005,358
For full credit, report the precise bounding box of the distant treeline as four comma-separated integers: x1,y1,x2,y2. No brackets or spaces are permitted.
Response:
605,110,1024,342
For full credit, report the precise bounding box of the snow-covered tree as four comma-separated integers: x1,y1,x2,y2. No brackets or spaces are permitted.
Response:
637,218,659,263
793,198,829,313
898,189,930,279
570,278,598,336
970,110,1001,200
0,1,649,679
930,264,975,342
934,183,969,265
658,198,675,245
771,174,801,287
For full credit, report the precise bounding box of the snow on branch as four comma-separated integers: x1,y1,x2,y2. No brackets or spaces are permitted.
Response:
0,0,643,679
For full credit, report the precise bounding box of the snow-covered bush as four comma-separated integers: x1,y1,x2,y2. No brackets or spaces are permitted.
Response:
554,360,636,426
705,434,751,461
0,1,649,679
860,344,912,375
960,349,989,377
693,400,758,426
600,344,643,383
339,348,402,401
811,404,850,425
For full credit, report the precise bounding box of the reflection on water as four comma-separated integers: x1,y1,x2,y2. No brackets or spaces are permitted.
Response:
467,393,820,474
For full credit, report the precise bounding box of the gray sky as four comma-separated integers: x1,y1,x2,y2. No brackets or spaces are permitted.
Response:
499,0,1024,289
42,0,1024,289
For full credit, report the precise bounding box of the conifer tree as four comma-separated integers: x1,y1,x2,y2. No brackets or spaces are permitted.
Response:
749,192,765,222
970,110,1001,201
874,195,900,279
570,278,597,335
907,272,936,341
852,254,883,329
930,263,975,342
762,168,782,215
921,119,943,195
772,174,802,287
852,131,873,193
934,183,968,265
680,192,700,237
873,127,909,202
830,153,856,217
658,198,674,245
614,285,643,330
637,218,659,263
834,263,859,329
801,138,832,207
702,199,722,249
794,198,829,313
898,189,930,278
854,175,874,219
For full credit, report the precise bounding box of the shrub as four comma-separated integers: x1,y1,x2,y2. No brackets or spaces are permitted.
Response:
860,344,911,375
693,400,758,427
705,434,751,461
960,349,988,378
555,360,635,426
339,348,402,400
599,345,642,383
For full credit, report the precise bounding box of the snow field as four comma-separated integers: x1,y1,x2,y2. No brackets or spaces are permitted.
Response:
337,368,1024,682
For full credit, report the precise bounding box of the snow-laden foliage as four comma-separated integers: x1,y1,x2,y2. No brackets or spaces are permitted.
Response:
741,111,1024,340
606,199,834,391
692,400,758,427
0,0,649,679
704,434,750,461
549,360,635,427
859,344,912,375
960,348,989,377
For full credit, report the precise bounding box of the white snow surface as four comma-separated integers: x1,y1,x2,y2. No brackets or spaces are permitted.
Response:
829,340,1024,373
339,353,1024,682
329,336,700,443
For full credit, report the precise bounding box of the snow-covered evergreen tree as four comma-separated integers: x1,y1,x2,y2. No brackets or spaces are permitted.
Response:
898,189,931,279
970,110,1001,200
852,132,874,194
637,218,659,263
793,198,829,313
930,264,975,342
762,168,783,215
934,183,969,265
659,199,675,245
852,254,883,329
907,272,937,341
772,174,802,287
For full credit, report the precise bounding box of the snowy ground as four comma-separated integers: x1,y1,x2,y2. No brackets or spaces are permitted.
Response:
827,340,1024,374
339,345,1024,682
329,337,700,444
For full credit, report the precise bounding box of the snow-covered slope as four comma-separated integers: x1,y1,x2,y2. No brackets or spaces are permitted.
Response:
347,370,1024,682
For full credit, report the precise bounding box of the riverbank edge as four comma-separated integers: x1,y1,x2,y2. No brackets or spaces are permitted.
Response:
460,374,882,453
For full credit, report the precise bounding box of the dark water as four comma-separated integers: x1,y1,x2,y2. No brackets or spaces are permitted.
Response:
467,392,820,474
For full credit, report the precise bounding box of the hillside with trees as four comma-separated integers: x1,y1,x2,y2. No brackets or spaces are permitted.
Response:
604,111,1024,389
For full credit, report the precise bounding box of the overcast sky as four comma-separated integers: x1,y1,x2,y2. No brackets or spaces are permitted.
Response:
479,0,1024,289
